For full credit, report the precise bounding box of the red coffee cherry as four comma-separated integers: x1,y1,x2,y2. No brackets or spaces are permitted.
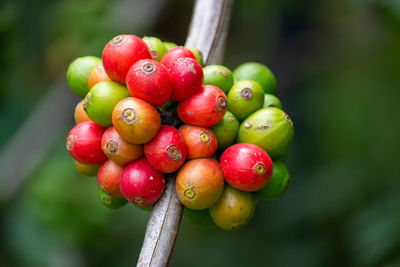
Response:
102,35,152,85
220,143,273,191
176,158,224,210
101,127,143,166
144,125,186,173
66,121,107,164
177,85,227,127
160,46,196,69
120,158,166,206
169,57,203,101
179,125,217,159
97,159,124,197
126,59,173,106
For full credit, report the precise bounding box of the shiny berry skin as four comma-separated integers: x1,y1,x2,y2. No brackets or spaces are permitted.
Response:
211,111,239,150
142,36,167,61
97,159,123,197
126,59,173,106
66,121,107,164
176,158,224,210
66,56,102,98
254,161,290,200
102,35,152,84
160,46,196,69
83,81,130,127
179,124,217,159
169,57,203,101
101,127,143,166
144,125,186,173
88,63,112,89
227,80,264,121
210,185,256,231
177,85,227,127
203,65,233,94
112,97,161,144
220,143,273,191
74,100,92,124
120,158,166,206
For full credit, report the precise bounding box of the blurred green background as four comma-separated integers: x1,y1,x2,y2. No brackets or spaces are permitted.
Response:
1,0,400,266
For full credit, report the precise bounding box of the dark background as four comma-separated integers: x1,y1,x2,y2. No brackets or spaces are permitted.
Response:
0,0,399,266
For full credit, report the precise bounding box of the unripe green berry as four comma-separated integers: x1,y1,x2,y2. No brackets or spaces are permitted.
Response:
163,42,178,51
66,56,102,98
254,162,290,200
233,62,277,94
210,185,256,231
203,65,234,94
186,46,203,66
263,94,282,109
238,107,294,159
83,81,130,127
143,36,167,61
227,80,264,121
211,111,239,150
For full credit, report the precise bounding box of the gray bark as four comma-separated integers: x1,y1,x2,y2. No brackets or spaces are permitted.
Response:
136,0,233,266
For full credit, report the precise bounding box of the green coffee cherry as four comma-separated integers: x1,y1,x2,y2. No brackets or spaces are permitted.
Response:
183,208,216,229
238,107,294,159
66,56,102,98
233,62,277,94
163,42,178,51
210,185,256,231
186,46,203,66
98,187,127,209
263,94,282,109
227,80,264,121
203,65,234,94
254,162,290,200
143,36,167,61
83,81,130,127
211,111,239,150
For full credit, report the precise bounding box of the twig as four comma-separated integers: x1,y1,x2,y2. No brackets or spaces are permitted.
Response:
136,0,233,266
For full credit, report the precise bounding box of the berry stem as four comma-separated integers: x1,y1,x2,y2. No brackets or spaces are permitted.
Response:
137,0,233,266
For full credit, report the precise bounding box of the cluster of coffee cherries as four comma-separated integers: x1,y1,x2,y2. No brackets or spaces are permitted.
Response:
66,34,294,230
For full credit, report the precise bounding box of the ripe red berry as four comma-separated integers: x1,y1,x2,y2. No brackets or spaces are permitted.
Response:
144,125,186,173
169,57,203,101
220,143,273,191
176,158,224,210
112,97,161,144
126,59,173,106
102,35,152,85
177,85,227,127
120,158,166,206
179,125,217,159
66,121,107,164
160,46,196,69
101,127,143,166
97,159,124,197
